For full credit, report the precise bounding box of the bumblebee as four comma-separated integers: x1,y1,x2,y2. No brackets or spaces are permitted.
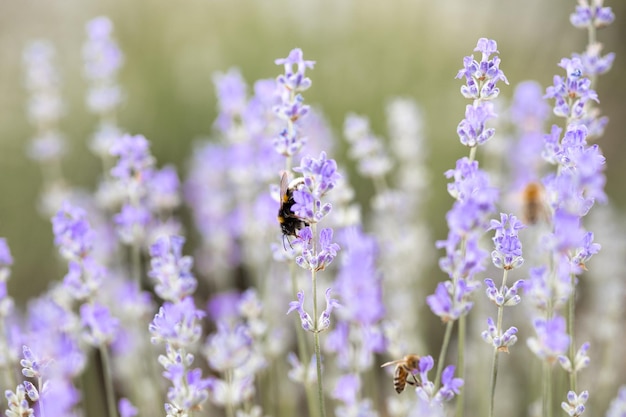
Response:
521,181,548,225
277,172,308,247
381,354,421,394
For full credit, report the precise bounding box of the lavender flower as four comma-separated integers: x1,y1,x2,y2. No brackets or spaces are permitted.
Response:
527,315,571,363
149,297,205,348
481,317,518,352
334,227,384,325
273,48,315,157
343,113,392,178
457,101,497,147
119,398,138,417
561,390,589,417
489,213,525,270
558,342,591,373
413,356,464,405
287,291,314,332
80,302,119,346
606,386,626,417
52,202,94,261
204,322,253,372
484,278,524,307
544,57,598,120
5,384,34,417
332,374,378,417
295,227,340,272
570,0,615,28
83,16,124,115
426,279,478,323
148,235,197,302
291,151,341,223
456,38,508,100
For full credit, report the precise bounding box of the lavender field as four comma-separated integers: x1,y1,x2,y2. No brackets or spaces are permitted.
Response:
0,1,626,417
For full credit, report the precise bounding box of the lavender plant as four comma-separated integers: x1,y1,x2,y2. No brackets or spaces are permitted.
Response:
3,2,623,417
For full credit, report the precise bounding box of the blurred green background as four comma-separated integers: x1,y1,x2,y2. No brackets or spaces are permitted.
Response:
0,0,625,303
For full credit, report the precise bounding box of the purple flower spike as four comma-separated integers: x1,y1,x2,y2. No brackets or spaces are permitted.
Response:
527,315,570,363
149,297,205,348
80,302,119,346
148,235,197,302
295,227,340,272
317,288,341,332
456,38,508,100
437,365,464,401
110,134,155,181
275,48,315,92
570,1,614,28
52,202,94,261
489,213,525,270
457,101,497,147
287,291,314,332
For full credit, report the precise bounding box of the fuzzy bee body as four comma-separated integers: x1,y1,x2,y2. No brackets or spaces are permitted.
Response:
277,172,308,245
522,181,548,225
381,354,421,394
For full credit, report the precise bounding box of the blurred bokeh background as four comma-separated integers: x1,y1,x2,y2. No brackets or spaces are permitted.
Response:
0,0,624,305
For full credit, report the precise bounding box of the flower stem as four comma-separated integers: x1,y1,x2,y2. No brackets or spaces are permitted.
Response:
311,223,326,417
99,345,118,417
543,361,553,417
567,272,577,392
289,262,317,417
434,319,455,390
455,315,466,417
226,369,235,417
313,330,326,417
488,269,509,417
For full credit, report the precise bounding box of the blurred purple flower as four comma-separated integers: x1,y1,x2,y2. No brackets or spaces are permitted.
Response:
148,235,197,302
426,279,478,322
275,48,315,92
570,1,614,28
52,202,94,260
80,302,119,346
527,315,570,363
149,297,205,348
204,322,252,372
334,227,384,325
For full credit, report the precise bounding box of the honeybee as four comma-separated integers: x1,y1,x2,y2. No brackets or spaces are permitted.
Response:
521,181,548,225
277,172,308,247
381,354,421,394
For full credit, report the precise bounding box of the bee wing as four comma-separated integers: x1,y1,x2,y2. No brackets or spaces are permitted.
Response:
279,171,290,202
380,359,404,368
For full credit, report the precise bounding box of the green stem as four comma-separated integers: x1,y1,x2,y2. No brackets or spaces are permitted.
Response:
468,146,477,163
488,269,509,417
488,348,500,417
310,223,326,417
99,345,118,417
313,330,326,417
226,369,235,417
290,263,317,417
568,272,577,392
543,361,553,417
455,314,466,417
434,320,455,390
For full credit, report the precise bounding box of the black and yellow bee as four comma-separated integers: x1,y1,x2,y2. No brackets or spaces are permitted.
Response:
381,354,421,394
277,172,308,247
